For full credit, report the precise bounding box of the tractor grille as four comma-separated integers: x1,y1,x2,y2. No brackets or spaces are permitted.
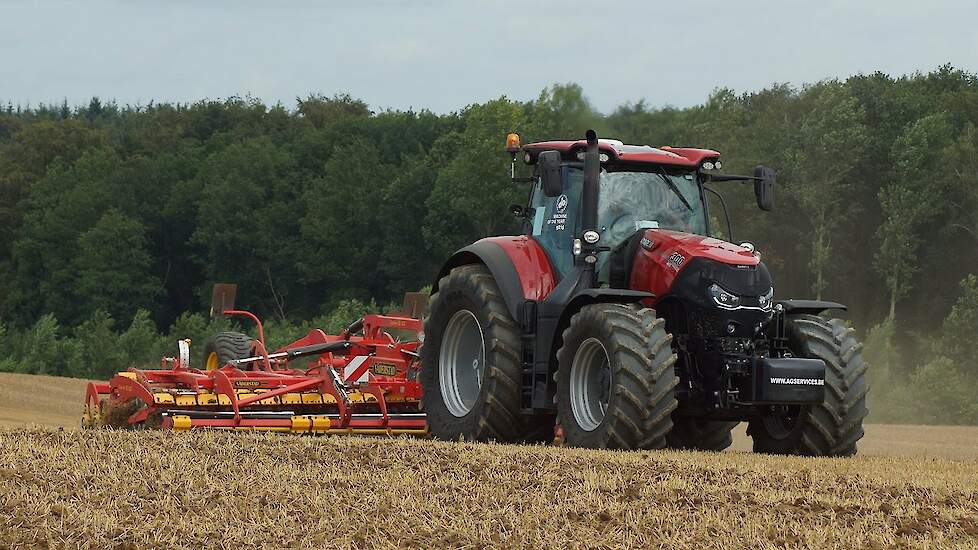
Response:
689,310,723,338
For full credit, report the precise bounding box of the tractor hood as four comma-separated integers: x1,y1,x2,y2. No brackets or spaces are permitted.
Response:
642,229,759,267
630,229,765,303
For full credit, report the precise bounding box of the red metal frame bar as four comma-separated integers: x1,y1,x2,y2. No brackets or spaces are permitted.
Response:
222,309,266,347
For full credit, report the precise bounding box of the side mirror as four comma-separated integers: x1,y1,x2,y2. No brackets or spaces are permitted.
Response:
753,165,776,211
538,150,562,197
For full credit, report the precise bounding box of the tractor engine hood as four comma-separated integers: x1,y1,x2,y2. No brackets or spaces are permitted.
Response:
629,229,767,304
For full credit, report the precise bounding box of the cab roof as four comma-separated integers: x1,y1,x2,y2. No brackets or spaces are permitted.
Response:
521,139,720,168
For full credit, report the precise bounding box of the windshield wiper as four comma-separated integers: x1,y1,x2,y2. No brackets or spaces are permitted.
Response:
656,169,693,212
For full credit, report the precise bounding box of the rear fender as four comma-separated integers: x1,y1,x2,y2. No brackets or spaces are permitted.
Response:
432,237,557,322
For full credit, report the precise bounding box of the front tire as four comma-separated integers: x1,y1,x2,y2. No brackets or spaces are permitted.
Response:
421,264,553,443
748,315,869,456
556,303,678,450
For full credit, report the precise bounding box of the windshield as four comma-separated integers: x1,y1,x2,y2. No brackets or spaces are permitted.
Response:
571,167,708,250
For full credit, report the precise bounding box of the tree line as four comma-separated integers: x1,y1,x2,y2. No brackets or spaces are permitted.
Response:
0,66,976,422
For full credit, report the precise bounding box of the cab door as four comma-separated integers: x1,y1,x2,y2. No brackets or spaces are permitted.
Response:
525,167,583,278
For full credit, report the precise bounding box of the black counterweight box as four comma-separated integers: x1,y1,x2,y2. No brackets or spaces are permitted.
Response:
753,357,826,404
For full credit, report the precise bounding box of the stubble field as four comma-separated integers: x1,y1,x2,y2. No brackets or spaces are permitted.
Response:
1,372,977,548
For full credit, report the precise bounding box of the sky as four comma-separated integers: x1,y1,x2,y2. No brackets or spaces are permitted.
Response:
2,0,976,114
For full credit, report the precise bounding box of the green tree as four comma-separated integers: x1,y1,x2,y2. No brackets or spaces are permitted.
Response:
791,83,869,299
296,93,371,129
875,113,954,319
73,209,162,324
298,138,394,303
423,98,527,259
529,83,605,138
191,136,303,319
942,124,978,253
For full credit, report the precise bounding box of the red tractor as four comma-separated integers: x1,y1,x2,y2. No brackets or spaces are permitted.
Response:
420,131,868,456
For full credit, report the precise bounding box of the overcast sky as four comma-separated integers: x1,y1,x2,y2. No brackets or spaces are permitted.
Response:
3,0,976,114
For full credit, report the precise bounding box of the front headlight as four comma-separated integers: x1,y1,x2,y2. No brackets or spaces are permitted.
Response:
708,283,741,309
759,287,774,311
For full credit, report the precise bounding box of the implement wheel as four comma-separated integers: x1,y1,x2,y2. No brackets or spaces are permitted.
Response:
748,315,869,456
421,264,553,443
202,331,255,371
556,303,678,450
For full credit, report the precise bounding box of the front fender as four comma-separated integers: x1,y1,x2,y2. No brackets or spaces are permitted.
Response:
777,299,847,316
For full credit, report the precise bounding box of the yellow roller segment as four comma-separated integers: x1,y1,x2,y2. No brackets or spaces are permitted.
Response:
171,415,192,431
290,416,332,433
153,393,175,405
175,395,197,406
197,392,218,405
301,393,322,405
282,393,301,405
205,352,219,371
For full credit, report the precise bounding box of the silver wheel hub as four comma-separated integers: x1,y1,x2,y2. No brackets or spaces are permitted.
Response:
569,338,611,431
439,309,486,417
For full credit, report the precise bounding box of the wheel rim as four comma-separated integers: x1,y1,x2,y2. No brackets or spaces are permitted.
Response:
438,309,486,417
569,338,612,432
206,352,219,371
762,405,803,439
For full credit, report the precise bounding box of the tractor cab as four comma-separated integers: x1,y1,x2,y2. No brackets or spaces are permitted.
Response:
521,148,707,277
512,135,769,281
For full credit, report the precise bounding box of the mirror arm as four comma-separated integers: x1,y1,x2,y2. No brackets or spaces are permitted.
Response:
703,173,758,183
510,153,535,183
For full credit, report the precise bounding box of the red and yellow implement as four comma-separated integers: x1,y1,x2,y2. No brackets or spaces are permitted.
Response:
83,288,427,435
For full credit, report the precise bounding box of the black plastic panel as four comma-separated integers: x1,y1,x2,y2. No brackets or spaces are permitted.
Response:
753,357,826,404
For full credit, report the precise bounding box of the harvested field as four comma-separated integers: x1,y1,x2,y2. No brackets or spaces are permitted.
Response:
2,372,977,548
0,372,90,429
1,429,977,549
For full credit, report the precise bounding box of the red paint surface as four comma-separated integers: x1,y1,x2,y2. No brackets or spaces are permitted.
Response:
480,235,557,302
630,229,759,302
522,140,720,168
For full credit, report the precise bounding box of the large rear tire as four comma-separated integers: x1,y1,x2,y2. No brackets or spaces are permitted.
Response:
202,331,255,371
421,264,553,443
666,416,738,452
748,315,869,456
556,303,678,450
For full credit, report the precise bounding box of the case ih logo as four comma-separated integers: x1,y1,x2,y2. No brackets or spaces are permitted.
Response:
666,251,685,271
